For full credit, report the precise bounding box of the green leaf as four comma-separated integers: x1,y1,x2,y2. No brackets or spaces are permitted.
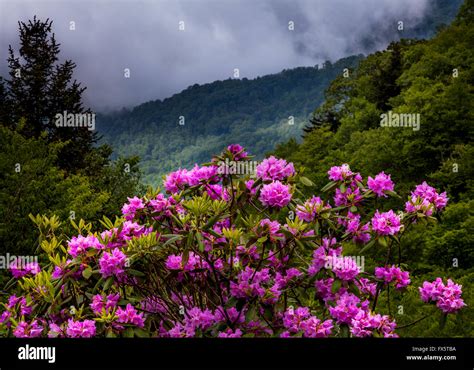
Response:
359,239,376,254
331,280,342,294
321,181,337,193
128,269,145,277
103,276,114,291
123,327,135,338
300,176,314,187
196,232,205,252
82,267,93,280
134,328,150,338
378,236,388,248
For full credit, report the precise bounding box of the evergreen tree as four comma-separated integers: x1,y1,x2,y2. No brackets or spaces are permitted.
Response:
0,17,95,171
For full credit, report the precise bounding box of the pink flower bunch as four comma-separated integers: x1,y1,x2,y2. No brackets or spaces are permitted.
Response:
99,248,127,278
66,319,96,338
296,196,330,222
419,278,466,313
168,307,218,337
165,252,209,272
315,278,336,302
356,278,377,296
329,292,369,325
13,320,43,338
281,307,333,338
371,210,402,235
230,267,272,299
405,182,448,216
163,168,189,193
10,261,41,278
342,212,371,244
119,221,152,241
375,266,410,289
187,165,219,187
255,218,283,241
227,144,248,161
308,240,342,276
351,310,398,338
148,193,171,215
90,293,120,315
412,182,448,210
274,268,302,289
205,184,230,201
7,295,32,316
68,235,103,258
259,180,292,208
327,256,361,281
327,164,354,181
367,171,394,197
256,156,295,181
334,187,363,207
116,304,145,328
121,196,145,221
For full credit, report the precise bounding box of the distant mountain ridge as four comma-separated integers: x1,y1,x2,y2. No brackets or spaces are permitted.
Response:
97,56,362,184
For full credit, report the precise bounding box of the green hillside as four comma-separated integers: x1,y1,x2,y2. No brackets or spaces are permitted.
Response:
96,56,362,185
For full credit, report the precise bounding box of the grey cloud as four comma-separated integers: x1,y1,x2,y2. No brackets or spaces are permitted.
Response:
0,0,429,111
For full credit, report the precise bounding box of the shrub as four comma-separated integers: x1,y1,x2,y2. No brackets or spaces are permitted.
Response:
0,145,465,338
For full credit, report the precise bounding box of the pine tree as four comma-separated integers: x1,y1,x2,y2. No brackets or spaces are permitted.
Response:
0,17,96,171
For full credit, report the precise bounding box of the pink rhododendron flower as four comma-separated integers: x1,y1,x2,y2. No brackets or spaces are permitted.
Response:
187,165,219,186
259,181,292,208
256,156,295,181
116,304,145,327
329,292,369,325
419,278,465,313
227,144,248,161
99,248,127,278
327,256,361,281
10,261,41,278
163,168,189,193
66,319,96,338
13,320,43,338
371,210,402,235
67,235,103,258
334,187,362,207
121,196,145,221
375,265,410,289
230,267,271,299
327,164,353,181
367,171,394,197
405,182,448,216
296,196,330,222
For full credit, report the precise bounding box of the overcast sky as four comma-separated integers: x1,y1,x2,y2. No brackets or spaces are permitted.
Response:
0,0,431,111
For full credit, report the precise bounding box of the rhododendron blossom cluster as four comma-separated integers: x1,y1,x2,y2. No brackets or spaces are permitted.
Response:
0,145,464,338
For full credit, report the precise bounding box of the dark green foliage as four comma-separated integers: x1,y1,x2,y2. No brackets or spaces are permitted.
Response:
0,18,144,257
